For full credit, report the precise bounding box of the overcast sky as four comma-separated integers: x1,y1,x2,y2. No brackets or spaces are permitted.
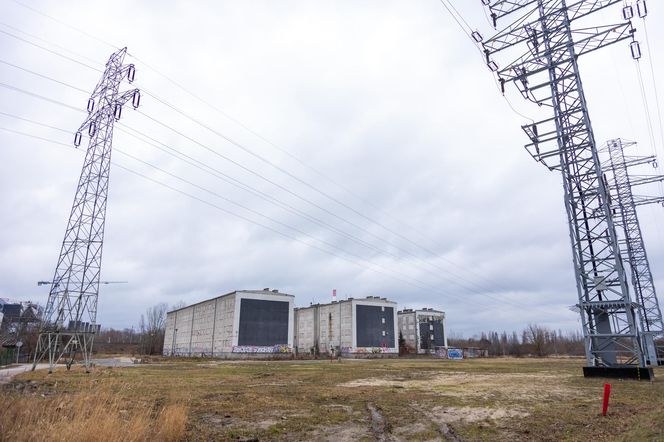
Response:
1,0,663,337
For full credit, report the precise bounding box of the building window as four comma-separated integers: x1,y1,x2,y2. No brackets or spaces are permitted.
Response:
430,334,434,341
381,317,385,324
429,324,434,331
381,306,385,312
382,330,386,337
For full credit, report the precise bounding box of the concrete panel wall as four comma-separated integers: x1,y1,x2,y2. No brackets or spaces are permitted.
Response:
295,307,316,353
164,312,176,355
212,294,235,354
295,302,353,355
398,312,418,353
165,306,194,356
164,294,235,356
295,298,397,357
340,302,353,350
190,300,216,355
317,302,353,354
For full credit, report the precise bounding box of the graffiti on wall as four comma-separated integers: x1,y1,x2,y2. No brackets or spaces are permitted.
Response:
435,347,448,359
447,348,463,360
343,346,398,354
232,345,292,353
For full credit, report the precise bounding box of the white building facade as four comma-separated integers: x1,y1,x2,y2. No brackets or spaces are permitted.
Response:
294,296,398,357
398,308,447,354
163,289,294,357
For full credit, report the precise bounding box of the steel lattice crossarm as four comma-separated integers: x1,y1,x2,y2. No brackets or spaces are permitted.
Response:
601,139,664,365
490,23,633,85
481,5,637,170
33,47,140,373
483,0,624,50
480,0,652,377
631,195,664,207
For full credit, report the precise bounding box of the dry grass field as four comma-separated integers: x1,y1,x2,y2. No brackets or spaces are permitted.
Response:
1,357,663,441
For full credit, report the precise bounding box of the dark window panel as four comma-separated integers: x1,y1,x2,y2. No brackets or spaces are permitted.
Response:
356,305,395,348
238,299,289,346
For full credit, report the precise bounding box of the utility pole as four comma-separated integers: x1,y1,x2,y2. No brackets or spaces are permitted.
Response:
601,138,664,365
480,0,653,378
32,47,140,373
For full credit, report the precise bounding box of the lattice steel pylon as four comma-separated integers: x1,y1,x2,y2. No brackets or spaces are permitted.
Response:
480,0,653,378
32,47,140,373
601,138,664,365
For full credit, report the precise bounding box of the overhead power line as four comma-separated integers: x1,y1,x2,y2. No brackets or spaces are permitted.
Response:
0,0,517,295
0,6,518,296
0,81,84,112
0,108,501,305
0,58,90,93
0,71,503,299
0,121,540,314
0,27,100,72
8,0,120,51
0,20,104,67
133,107,509,296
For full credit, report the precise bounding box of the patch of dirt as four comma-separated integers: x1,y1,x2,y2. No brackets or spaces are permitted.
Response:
338,371,577,401
200,413,236,428
307,422,372,442
430,406,529,424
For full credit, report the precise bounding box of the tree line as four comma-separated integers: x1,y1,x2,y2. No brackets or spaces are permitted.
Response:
96,303,172,355
448,323,586,357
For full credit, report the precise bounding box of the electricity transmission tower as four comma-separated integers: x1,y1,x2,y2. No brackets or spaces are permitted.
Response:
480,0,654,378
601,138,664,365
33,47,140,373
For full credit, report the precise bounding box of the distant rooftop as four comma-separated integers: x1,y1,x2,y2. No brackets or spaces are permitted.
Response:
398,308,445,314
296,295,397,310
166,288,293,314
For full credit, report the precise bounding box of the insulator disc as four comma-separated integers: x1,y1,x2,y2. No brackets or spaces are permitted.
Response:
132,91,141,109
630,41,642,60
127,64,136,83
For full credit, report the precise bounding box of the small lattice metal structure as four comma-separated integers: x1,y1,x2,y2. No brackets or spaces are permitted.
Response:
32,47,140,373
479,0,654,378
601,138,664,365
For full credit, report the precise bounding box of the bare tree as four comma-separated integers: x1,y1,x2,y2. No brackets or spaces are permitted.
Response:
171,301,187,311
139,303,168,355
526,323,549,357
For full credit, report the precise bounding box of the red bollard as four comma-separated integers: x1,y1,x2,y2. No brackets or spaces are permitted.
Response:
602,383,612,416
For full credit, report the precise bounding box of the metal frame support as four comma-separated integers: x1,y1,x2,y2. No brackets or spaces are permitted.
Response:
481,0,650,374
601,138,664,365
32,47,139,373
